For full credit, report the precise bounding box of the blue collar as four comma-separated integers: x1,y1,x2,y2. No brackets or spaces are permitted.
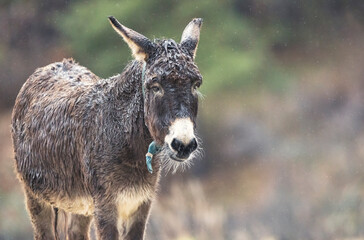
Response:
145,141,161,174
141,61,147,98
141,62,161,173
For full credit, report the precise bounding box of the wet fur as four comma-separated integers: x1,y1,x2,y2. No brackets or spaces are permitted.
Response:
12,58,157,239
11,28,203,239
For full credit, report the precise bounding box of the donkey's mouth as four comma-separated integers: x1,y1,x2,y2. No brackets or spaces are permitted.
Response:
161,144,200,173
169,154,186,162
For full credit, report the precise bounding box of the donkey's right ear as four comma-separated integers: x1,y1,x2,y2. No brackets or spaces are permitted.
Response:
180,18,203,60
108,16,155,61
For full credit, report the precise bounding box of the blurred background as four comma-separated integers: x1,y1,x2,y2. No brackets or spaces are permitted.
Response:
1,0,364,239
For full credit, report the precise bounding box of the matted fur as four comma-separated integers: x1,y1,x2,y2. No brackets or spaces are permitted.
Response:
11,18,203,240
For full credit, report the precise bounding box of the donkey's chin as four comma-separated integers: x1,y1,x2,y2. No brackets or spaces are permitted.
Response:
158,144,202,174
169,153,188,162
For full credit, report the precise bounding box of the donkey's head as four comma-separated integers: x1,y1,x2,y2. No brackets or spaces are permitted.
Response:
109,17,203,169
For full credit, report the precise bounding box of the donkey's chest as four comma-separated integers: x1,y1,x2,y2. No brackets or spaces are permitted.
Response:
116,187,154,220
55,196,95,216
116,187,154,233
55,185,154,218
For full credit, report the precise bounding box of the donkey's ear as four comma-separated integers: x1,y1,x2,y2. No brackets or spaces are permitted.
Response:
180,18,203,60
108,16,154,61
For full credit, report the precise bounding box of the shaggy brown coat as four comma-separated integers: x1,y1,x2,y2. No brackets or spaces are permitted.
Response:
11,17,203,240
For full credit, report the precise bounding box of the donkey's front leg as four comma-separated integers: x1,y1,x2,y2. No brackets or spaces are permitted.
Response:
123,200,152,240
93,200,119,240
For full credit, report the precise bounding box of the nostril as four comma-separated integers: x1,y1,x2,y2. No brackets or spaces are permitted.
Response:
184,138,197,156
188,138,198,152
171,138,198,159
171,138,184,153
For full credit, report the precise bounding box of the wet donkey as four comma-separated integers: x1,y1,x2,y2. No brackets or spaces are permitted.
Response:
11,17,203,240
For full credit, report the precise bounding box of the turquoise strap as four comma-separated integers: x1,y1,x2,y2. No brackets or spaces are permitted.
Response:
145,141,161,173
141,63,161,173
141,61,147,98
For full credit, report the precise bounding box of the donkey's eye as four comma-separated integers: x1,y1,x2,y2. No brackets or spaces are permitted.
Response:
192,82,201,91
151,86,161,93
150,82,163,95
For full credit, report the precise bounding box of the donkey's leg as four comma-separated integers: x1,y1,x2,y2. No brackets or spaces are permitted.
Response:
124,201,152,240
25,190,56,240
67,214,93,240
93,201,119,240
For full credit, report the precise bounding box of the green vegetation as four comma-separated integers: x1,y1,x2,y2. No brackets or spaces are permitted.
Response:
56,0,290,94
55,0,363,95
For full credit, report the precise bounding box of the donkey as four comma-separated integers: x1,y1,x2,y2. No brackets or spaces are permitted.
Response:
11,16,203,240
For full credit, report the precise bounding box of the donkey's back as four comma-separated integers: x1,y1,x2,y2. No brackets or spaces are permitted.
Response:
12,58,99,197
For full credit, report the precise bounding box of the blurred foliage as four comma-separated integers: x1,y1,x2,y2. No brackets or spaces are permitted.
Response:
55,0,289,94
0,0,363,108
55,0,364,95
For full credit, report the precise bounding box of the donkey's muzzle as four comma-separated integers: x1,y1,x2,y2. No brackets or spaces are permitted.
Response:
171,138,198,159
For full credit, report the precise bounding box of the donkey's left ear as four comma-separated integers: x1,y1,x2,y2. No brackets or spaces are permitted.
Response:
108,16,155,61
180,18,203,60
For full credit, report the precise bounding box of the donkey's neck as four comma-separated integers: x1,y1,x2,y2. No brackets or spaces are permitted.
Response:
104,61,151,148
110,61,144,99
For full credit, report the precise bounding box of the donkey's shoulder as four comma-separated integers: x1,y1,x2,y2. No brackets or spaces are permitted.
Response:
32,58,100,85
14,58,102,118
